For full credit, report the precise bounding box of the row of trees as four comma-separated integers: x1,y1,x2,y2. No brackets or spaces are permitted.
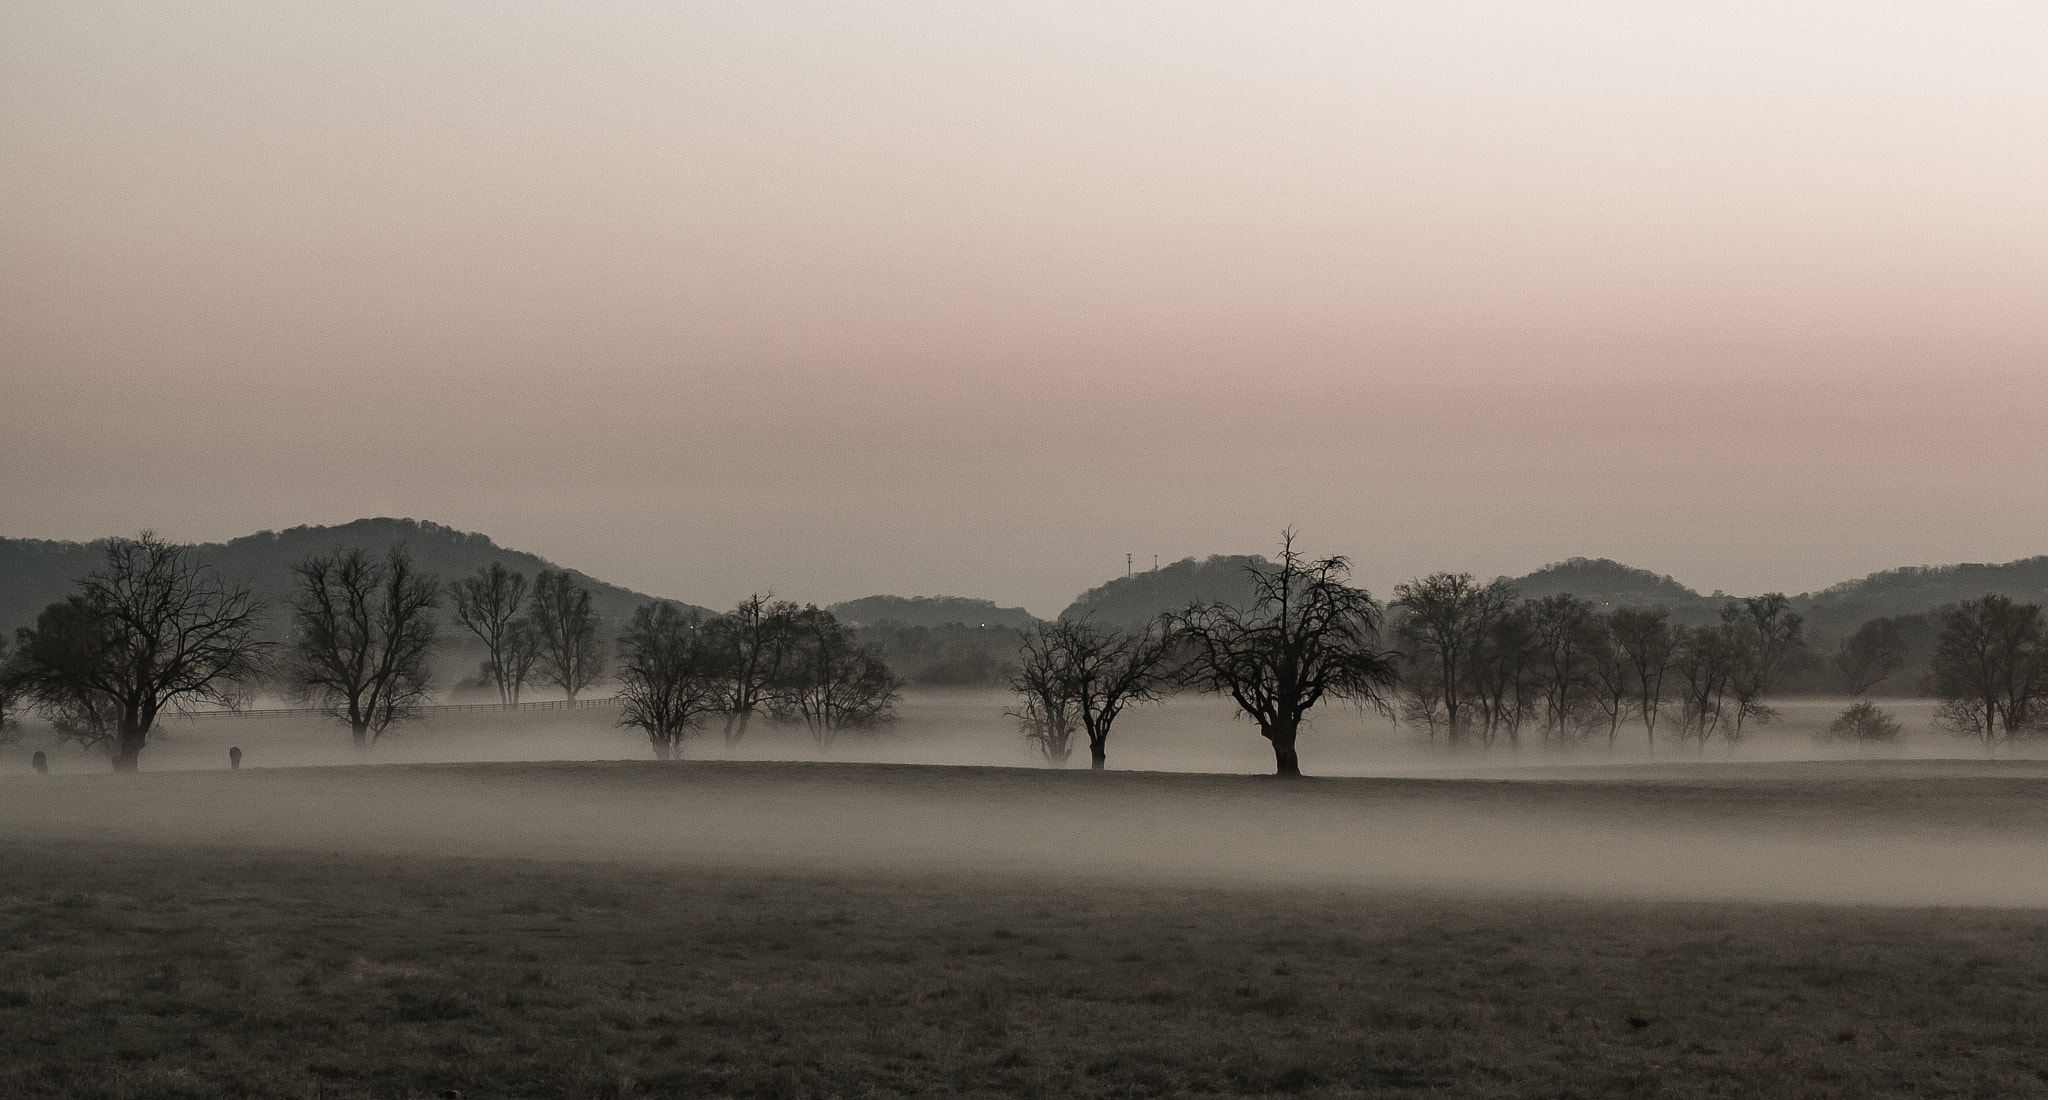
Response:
1007,540,2048,774
1009,534,1398,776
0,535,900,769
1391,577,1806,749
7,531,2042,775
614,594,900,759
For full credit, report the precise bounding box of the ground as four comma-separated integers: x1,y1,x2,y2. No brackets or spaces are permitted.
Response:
5,757,2048,1098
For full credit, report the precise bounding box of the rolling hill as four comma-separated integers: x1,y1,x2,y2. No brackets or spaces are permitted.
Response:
0,518,697,634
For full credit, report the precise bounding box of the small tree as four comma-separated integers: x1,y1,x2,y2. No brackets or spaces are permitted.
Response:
1530,593,1601,743
776,606,901,750
1822,700,1903,744
10,534,268,770
1391,572,1499,745
1177,532,1397,776
1670,623,1735,747
615,601,725,759
1008,626,1080,766
1722,594,1804,741
1932,595,2045,745
1584,613,1634,748
1609,606,1675,748
531,569,605,701
287,547,440,749
450,563,528,703
1004,617,1171,770
708,594,798,744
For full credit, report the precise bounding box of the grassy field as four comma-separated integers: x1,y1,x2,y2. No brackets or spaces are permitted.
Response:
7,759,2048,1098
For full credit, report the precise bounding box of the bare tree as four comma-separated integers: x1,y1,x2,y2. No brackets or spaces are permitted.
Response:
531,569,605,702
1470,601,1540,748
1585,613,1634,748
1008,625,1081,766
0,636,24,746
1004,617,1172,770
1822,700,1903,744
1836,617,1908,695
451,563,528,703
776,606,901,750
503,616,542,702
1530,593,1601,743
1723,595,1804,741
1933,595,2046,745
287,547,440,749
1608,606,1675,748
1392,573,1499,745
10,534,268,770
615,601,725,759
1671,623,1736,748
1176,532,1398,776
709,594,798,744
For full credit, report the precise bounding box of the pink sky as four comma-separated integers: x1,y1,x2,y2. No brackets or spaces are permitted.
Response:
4,2,2046,615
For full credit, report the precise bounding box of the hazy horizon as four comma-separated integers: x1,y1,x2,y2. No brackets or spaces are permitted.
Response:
6,2,2046,615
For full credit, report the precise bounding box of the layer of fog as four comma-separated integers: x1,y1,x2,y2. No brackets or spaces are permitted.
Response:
0,692,2019,779
9,751,2048,908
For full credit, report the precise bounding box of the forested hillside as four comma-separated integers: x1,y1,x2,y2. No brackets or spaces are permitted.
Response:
1058,555,1271,628
0,519,692,634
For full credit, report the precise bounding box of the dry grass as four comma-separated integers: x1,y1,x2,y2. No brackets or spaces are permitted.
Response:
6,836,2048,1099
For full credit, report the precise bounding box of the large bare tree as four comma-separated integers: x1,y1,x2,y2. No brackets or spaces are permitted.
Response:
287,547,440,749
10,533,268,770
450,562,528,703
531,569,605,702
1177,532,1397,776
615,601,725,759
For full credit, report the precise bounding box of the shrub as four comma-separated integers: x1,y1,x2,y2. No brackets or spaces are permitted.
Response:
1824,700,1903,743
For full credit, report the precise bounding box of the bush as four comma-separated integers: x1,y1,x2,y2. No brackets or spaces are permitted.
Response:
1824,700,1903,743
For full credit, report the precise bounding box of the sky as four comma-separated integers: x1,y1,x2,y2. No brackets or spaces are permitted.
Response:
3,2,2046,616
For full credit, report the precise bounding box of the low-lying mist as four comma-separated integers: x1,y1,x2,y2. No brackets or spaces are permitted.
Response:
0,692,2004,778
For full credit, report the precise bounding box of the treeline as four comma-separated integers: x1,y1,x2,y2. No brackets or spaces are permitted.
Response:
1390,576,1808,748
1003,550,2048,774
8,532,2047,776
0,535,899,769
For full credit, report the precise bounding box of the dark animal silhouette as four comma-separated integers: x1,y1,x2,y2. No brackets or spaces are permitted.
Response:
31,751,48,774
229,746,242,770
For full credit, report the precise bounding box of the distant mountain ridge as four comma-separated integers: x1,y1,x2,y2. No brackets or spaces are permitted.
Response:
0,518,699,634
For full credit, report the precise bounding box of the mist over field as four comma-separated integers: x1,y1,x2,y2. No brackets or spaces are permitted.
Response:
8,3,2048,1096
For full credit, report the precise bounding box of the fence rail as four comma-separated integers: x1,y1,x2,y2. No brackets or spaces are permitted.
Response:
169,696,622,721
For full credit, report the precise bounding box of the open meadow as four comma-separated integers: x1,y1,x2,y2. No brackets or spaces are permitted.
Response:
8,726,2048,1097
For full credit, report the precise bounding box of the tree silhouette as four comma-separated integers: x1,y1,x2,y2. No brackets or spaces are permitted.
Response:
1177,532,1397,776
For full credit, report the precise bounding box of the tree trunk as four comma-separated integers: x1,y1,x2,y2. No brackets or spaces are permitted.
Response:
653,740,673,761
351,723,369,751
112,725,146,772
1089,737,1106,771
1266,724,1302,777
